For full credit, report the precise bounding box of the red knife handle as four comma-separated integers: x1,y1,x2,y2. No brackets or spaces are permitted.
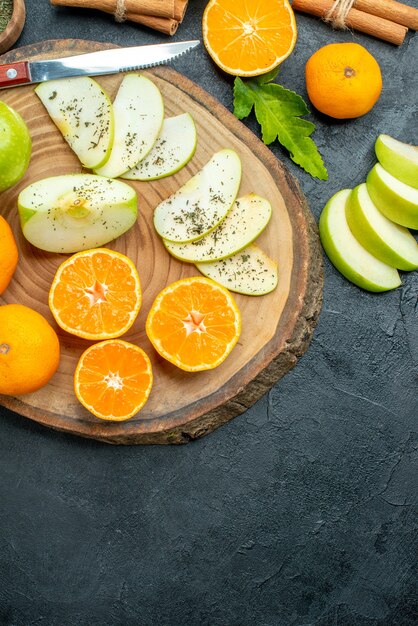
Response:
0,62,31,88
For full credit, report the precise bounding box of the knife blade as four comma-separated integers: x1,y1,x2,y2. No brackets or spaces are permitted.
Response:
0,40,200,89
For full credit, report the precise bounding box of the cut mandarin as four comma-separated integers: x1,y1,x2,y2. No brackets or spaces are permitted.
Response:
49,248,141,340
74,340,153,421
202,0,297,77
146,276,241,372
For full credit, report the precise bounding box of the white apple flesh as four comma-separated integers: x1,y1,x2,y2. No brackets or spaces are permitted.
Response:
164,193,272,263
347,184,418,271
375,134,418,189
153,149,242,243
319,189,401,292
35,77,114,170
18,174,138,253
196,244,278,296
95,74,164,179
366,164,418,230
123,113,197,181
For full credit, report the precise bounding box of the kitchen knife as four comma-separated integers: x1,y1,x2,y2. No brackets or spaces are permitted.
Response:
0,40,200,89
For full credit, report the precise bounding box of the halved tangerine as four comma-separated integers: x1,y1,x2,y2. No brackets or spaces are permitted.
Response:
49,248,141,340
74,339,153,421
146,276,241,372
202,0,297,77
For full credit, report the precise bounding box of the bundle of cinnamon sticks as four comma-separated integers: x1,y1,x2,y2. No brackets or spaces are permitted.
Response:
51,0,189,35
292,0,418,45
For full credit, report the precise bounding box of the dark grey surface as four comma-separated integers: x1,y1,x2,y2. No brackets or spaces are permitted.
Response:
0,1,417,624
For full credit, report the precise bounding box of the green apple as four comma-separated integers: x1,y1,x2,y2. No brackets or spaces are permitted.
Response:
319,189,401,292
123,113,197,181
35,76,114,170
375,134,418,189
347,183,418,271
153,149,241,243
0,101,31,192
164,193,272,263
18,174,137,253
95,74,164,179
196,244,278,295
366,163,418,230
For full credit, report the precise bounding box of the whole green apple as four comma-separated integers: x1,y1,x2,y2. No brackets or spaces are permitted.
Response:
0,101,31,192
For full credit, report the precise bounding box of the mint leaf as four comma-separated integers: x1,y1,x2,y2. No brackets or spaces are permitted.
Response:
233,74,328,181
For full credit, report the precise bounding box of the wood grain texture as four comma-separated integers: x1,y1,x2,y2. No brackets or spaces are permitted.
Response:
0,40,323,444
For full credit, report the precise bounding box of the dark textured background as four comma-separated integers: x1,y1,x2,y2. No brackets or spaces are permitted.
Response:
0,1,417,624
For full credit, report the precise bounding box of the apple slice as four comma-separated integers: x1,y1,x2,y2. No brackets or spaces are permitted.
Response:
164,193,272,262
366,164,418,230
95,74,164,179
347,184,418,271
122,113,197,181
319,189,401,292
196,244,278,296
375,134,418,189
153,149,241,243
35,77,113,170
18,174,137,253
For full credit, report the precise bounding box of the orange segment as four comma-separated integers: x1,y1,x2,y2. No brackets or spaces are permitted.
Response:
146,276,241,372
74,339,153,421
202,0,297,77
49,248,141,340
0,215,18,295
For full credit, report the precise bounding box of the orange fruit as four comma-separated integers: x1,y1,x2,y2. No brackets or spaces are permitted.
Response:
0,303,60,395
202,0,297,77
74,339,153,421
305,43,382,119
0,215,18,295
146,276,241,372
49,248,141,340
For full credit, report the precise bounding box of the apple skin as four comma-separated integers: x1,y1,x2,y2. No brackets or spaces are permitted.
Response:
347,184,418,271
366,164,418,230
375,134,418,189
319,189,401,292
0,101,31,192
18,174,138,253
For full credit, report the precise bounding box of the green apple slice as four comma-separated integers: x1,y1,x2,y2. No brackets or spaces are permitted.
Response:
163,194,272,262
0,101,31,192
18,174,137,253
319,189,401,292
375,134,418,189
153,149,241,243
347,184,418,271
94,74,164,179
366,164,418,230
35,77,113,170
196,244,278,296
122,113,197,181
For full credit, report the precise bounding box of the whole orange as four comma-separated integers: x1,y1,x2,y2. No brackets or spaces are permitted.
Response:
0,304,60,395
0,215,18,294
305,43,382,119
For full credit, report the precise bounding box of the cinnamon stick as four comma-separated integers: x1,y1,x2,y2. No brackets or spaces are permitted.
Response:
50,0,189,35
292,0,408,45
354,0,418,31
126,13,179,35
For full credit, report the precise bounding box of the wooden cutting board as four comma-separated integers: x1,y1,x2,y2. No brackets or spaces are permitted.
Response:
0,40,323,444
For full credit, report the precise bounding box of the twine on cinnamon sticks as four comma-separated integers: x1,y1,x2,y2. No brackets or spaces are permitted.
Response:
50,0,189,35
292,0,418,45
324,0,356,29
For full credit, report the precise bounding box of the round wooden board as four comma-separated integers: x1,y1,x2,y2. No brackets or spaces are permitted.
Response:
0,40,323,444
